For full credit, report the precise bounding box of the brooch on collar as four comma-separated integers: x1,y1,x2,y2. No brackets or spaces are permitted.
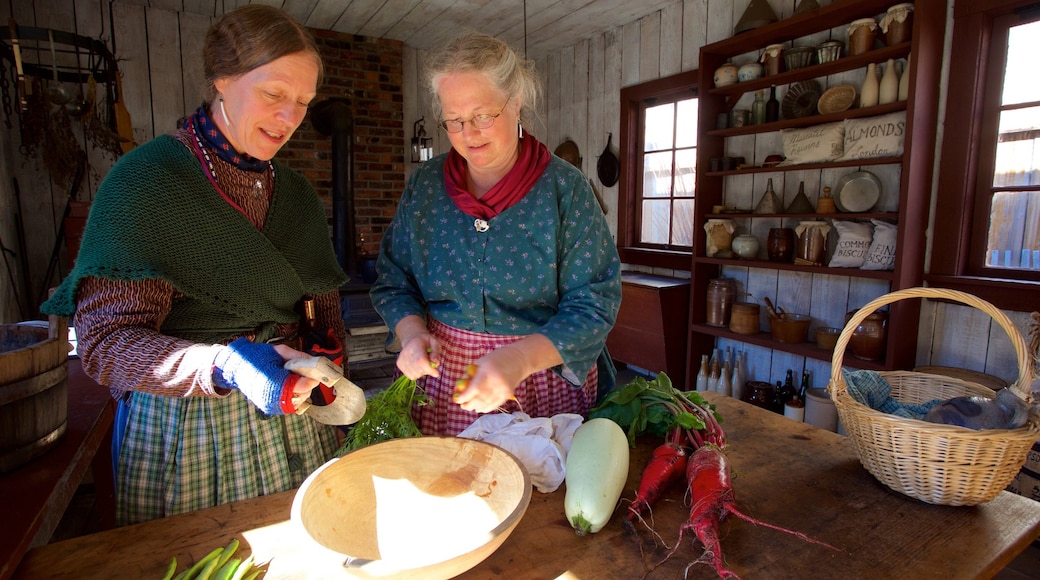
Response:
474,218,490,233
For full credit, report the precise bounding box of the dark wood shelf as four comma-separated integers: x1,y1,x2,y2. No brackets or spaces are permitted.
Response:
692,256,897,280
707,102,907,138
707,43,912,101
704,156,901,177
706,212,899,220
689,323,886,370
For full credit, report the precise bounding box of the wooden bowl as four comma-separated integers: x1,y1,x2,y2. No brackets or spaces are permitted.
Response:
770,314,812,344
291,436,532,579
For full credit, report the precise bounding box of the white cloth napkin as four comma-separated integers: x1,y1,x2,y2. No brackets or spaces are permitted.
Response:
458,412,585,493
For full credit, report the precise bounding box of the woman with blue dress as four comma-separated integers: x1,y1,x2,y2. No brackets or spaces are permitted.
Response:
371,33,622,436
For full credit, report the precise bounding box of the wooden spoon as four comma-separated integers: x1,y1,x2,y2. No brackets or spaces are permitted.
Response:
763,297,781,319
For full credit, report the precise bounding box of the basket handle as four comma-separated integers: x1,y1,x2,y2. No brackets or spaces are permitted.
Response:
829,287,1034,402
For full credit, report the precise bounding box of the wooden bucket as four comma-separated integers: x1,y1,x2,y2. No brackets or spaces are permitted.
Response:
0,318,70,473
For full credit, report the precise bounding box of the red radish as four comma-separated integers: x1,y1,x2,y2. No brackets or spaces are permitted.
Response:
625,441,687,525
661,444,837,579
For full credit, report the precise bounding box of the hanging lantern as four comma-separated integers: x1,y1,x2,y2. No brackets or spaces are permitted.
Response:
411,117,432,163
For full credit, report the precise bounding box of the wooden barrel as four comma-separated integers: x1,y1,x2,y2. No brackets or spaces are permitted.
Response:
0,320,69,473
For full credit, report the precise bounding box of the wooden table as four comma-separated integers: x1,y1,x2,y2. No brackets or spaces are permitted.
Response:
14,392,1040,579
1,359,115,580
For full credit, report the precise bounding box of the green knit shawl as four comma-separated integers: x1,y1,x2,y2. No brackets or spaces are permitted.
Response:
42,135,348,343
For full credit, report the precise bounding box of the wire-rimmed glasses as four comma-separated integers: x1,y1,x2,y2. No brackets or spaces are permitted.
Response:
438,99,510,133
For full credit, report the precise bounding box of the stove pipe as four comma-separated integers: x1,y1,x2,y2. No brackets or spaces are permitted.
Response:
310,98,357,279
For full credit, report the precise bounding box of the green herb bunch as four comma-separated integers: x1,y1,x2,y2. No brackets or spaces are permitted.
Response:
336,374,428,454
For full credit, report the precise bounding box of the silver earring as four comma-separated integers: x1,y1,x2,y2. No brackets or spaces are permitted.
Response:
219,97,232,127
518,121,523,139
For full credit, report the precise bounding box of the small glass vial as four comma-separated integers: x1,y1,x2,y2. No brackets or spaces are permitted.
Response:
751,90,767,125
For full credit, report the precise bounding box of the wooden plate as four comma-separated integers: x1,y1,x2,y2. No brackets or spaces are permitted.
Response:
781,80,822,120
818,84,857,115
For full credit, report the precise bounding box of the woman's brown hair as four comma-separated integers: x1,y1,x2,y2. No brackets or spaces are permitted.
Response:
203,5,324,101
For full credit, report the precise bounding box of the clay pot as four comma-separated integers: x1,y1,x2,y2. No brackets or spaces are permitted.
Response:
714,62,739,87
846,310,889,360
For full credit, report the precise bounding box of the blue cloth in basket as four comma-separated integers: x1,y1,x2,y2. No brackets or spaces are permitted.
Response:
842,370,942,419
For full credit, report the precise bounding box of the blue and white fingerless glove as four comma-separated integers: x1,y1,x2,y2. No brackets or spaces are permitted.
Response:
213,337,293,416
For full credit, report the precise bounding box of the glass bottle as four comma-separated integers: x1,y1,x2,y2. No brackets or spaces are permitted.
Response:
765,85,780,123
732,352,746,402
707,355,721,393
879,58,899,104
860,62,879,108
775,370,796,411
696,354,709,392
800,369,811,401
717,363,732,396
751,89,767,124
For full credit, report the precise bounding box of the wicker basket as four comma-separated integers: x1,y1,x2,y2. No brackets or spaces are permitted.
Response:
829,287,1039,506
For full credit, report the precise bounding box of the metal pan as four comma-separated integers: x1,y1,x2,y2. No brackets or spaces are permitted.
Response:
597,133,619,187
834,170,881,212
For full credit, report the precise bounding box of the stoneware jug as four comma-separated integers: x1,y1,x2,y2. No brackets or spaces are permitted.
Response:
859,62,879,108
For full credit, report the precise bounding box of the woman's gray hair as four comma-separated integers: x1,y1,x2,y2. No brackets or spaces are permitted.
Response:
424,33,541,121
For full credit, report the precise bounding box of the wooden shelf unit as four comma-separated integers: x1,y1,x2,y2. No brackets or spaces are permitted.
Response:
686,0,945,388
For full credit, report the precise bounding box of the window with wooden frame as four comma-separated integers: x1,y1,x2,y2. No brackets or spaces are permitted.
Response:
928,0,1040,312
617,71,698,271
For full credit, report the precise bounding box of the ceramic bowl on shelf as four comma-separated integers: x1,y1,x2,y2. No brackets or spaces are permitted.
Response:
783,46,815,70
818,84,857,114
815,327,842,350
770,314,811,344
782,80,823,120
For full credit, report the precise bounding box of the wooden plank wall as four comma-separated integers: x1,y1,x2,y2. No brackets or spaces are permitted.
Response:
0,0,1035,393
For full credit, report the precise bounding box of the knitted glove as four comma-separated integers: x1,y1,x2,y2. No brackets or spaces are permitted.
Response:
213,337,298,416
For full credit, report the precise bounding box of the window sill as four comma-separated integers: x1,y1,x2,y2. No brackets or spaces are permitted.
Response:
617,247,691,271
922,275,1040,313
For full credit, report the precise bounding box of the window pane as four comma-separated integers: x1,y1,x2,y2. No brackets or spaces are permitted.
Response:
1003,21,1040,106
993,127,1040,187
641,199,671,244
644,103,675,151
674,149,697,197
671,199,694,246
642,151,673,198
985,190,1040,270
676,98,698,148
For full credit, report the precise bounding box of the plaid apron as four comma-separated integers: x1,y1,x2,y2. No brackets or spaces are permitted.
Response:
414,318,598,436
115,389,338,525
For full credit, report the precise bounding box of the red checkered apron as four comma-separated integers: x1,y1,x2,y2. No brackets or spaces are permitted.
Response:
414,318,598,436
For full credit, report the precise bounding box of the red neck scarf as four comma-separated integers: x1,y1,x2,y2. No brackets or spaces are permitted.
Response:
443,132,551,220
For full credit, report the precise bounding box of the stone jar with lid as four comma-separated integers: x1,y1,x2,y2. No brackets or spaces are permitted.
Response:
845,310,889,361
714,62,740,87
847,17,878,56
760,43,785,76
879,3,914,46
704,218,736,257
767,227,796,262
795,220,832,265
732,233,760,259
706,278,737,327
